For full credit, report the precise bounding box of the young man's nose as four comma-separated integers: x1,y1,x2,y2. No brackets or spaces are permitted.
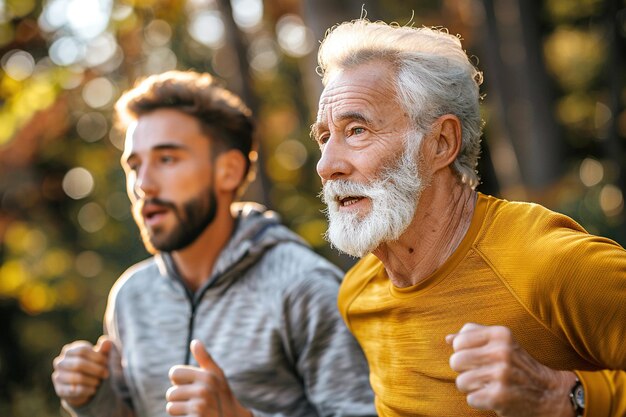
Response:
133,166,158,199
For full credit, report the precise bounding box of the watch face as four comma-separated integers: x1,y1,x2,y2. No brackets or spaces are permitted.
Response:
574,385,585,408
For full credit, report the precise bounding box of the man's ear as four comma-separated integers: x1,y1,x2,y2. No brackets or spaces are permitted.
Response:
214,150,247,193
429,114,462,172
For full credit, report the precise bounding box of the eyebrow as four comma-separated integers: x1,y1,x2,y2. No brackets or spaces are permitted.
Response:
310,111,373,141
151,143,189,152
121,143,189,164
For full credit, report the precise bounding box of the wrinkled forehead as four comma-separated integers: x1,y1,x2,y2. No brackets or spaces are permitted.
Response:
316,70,344,120
315,64,399,126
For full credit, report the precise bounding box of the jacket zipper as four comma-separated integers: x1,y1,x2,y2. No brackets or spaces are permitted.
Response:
179,221,281,364
182,252,250,365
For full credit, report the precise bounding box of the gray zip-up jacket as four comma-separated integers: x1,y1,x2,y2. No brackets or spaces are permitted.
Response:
65,203,376,417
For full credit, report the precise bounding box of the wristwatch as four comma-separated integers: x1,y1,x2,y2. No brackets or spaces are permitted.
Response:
569,377,585,417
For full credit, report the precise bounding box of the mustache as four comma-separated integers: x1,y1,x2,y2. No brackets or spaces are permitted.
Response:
321,179,381,204
133,197,178,213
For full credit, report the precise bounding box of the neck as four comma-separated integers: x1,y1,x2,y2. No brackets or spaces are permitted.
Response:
171,204,235,292
373,176,476,288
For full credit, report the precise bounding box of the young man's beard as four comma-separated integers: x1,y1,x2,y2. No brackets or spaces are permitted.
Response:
135,186,218,254
321,131,426,258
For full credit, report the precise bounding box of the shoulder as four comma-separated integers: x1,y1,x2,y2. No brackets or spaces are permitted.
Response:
480,194,587,237
108,257,159,304
104,257,159,334
255,239,343,289
480,195,623,256
476,195,626,291
245,241,345,320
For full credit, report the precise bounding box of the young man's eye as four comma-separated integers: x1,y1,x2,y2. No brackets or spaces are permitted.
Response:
160,155,176,164
123,162,139,173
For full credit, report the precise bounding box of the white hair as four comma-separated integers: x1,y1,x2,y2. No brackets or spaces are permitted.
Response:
317,19,484,188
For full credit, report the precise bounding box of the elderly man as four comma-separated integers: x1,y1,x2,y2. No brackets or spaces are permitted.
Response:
52,71,375,417
311,19,626,417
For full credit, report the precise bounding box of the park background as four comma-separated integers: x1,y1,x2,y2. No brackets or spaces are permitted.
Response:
0,0,624,415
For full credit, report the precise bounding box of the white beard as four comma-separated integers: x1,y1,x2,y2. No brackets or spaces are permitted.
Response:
321,133,425,257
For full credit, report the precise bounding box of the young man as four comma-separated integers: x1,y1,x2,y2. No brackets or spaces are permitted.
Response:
52,71,375,417
312,19,626,417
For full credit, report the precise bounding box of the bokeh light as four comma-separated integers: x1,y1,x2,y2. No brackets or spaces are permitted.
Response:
76,112,108,142
108,127,125,151
579,158,604,187
48,35,84,66
249,36,279,74
84,32,119,68
145,47,177,74
600,184,624,217
188,11,224,48
63,0,112,39
1,49,35,81
544,27,605,89
41,248,72,277
20,283,55,314
274,139,308,170
145,19,172,47
0,259,27,296
77,201,107,233
62,167,94,199
38,0,68,31
110,3,133,21
232,0,263,31
276,15,314,58
82,76,116,108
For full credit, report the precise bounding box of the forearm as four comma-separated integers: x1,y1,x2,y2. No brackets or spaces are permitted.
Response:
534,370,577,417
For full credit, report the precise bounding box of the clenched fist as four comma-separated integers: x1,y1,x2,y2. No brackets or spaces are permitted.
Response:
447,323,577,417
52,336,112,407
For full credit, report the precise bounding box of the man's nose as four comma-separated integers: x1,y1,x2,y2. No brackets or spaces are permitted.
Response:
316,135,351,182
133,165,158,199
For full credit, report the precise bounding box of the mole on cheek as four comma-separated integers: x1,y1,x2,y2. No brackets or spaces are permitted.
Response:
408,248,414,254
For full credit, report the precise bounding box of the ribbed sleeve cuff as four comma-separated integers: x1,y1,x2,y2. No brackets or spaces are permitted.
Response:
576,370,612,417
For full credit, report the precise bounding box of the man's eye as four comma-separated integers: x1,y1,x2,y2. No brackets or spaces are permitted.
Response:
318,135,330,145
125,163,138,172
350,127,366,136
160,155,176,164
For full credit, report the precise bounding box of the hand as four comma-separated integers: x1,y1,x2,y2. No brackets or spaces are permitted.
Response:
52,336,112,407
446,323,577,417
166,340,252,417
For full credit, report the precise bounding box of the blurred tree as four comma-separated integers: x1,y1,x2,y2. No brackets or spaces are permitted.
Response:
480,0,564,195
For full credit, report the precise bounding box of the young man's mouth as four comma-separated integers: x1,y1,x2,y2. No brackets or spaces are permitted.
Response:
141,203,171,226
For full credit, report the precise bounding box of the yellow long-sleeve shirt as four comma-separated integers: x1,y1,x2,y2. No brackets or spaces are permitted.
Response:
339,193,626,416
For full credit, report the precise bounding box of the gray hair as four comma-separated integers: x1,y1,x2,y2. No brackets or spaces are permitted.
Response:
317,19,484,188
